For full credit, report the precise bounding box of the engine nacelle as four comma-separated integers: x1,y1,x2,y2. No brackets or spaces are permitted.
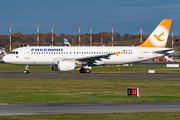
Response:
51,61,75,71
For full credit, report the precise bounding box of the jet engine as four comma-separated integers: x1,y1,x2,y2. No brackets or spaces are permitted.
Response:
51,61,76,71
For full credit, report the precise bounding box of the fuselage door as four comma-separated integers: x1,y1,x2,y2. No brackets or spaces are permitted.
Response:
24,48,30,59
138,49,143,59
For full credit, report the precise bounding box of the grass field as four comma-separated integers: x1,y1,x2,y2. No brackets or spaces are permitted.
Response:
0,112,180,120
0,78,179,104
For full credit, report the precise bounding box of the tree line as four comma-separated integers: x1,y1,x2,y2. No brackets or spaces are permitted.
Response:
0,32,179,51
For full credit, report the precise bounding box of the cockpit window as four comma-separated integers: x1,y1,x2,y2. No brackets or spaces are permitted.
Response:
10,51,18,54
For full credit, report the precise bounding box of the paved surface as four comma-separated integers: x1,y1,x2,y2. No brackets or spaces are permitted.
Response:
0,102,180,115
0,55,3,63
1,72,180,80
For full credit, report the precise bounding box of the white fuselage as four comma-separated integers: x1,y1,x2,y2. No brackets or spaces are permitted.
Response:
3,46,172,66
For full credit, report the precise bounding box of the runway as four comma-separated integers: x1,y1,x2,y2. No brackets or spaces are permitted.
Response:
0,102,179,115
1,72,180,80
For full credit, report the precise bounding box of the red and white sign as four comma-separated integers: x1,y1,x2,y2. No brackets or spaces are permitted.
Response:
127,88,140,97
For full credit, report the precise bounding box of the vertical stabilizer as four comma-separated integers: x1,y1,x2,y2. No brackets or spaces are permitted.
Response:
63,39,71,46
139,19,172,48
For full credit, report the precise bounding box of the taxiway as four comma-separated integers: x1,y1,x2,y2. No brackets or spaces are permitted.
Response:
0,102,180,115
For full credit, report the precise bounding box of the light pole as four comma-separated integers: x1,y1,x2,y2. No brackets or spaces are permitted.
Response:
52,24,55,46
9,23,13,52
36,22,39,46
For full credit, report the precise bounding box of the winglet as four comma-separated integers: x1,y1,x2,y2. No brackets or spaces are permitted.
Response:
115,51,120,56
139,19,172,48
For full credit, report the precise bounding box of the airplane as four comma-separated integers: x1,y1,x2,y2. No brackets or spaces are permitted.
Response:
2,19,174,74
63,39,71,46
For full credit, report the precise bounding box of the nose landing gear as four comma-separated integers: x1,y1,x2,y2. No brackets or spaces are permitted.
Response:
24,65,29,74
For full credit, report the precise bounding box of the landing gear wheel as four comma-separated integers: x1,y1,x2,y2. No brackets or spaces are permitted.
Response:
86,69,91,73
24,70,29,74
80,69,84,73
79,68,91,73
24,65,29,74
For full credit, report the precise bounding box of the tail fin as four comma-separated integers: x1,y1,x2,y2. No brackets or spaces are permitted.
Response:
139,19,172,48
63,39,71,46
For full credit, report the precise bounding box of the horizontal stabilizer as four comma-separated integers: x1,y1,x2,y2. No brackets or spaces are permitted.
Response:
153,49,175,55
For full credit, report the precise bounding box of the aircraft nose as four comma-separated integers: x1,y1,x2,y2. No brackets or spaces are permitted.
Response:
2,56,7,63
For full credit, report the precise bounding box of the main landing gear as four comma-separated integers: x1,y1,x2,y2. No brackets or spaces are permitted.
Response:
79,66,91,73
24,65,29,74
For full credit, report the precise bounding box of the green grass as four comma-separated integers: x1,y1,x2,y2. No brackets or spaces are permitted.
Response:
0,112,180,120
0,78,180,104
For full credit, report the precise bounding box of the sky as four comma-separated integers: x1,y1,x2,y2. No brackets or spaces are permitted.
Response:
0,0,180,36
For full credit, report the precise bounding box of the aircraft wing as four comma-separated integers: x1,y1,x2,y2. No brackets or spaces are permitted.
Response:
75,53,113,61
62,52,118,62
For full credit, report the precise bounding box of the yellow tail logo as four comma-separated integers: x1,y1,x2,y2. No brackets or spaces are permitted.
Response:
153,31,165,42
